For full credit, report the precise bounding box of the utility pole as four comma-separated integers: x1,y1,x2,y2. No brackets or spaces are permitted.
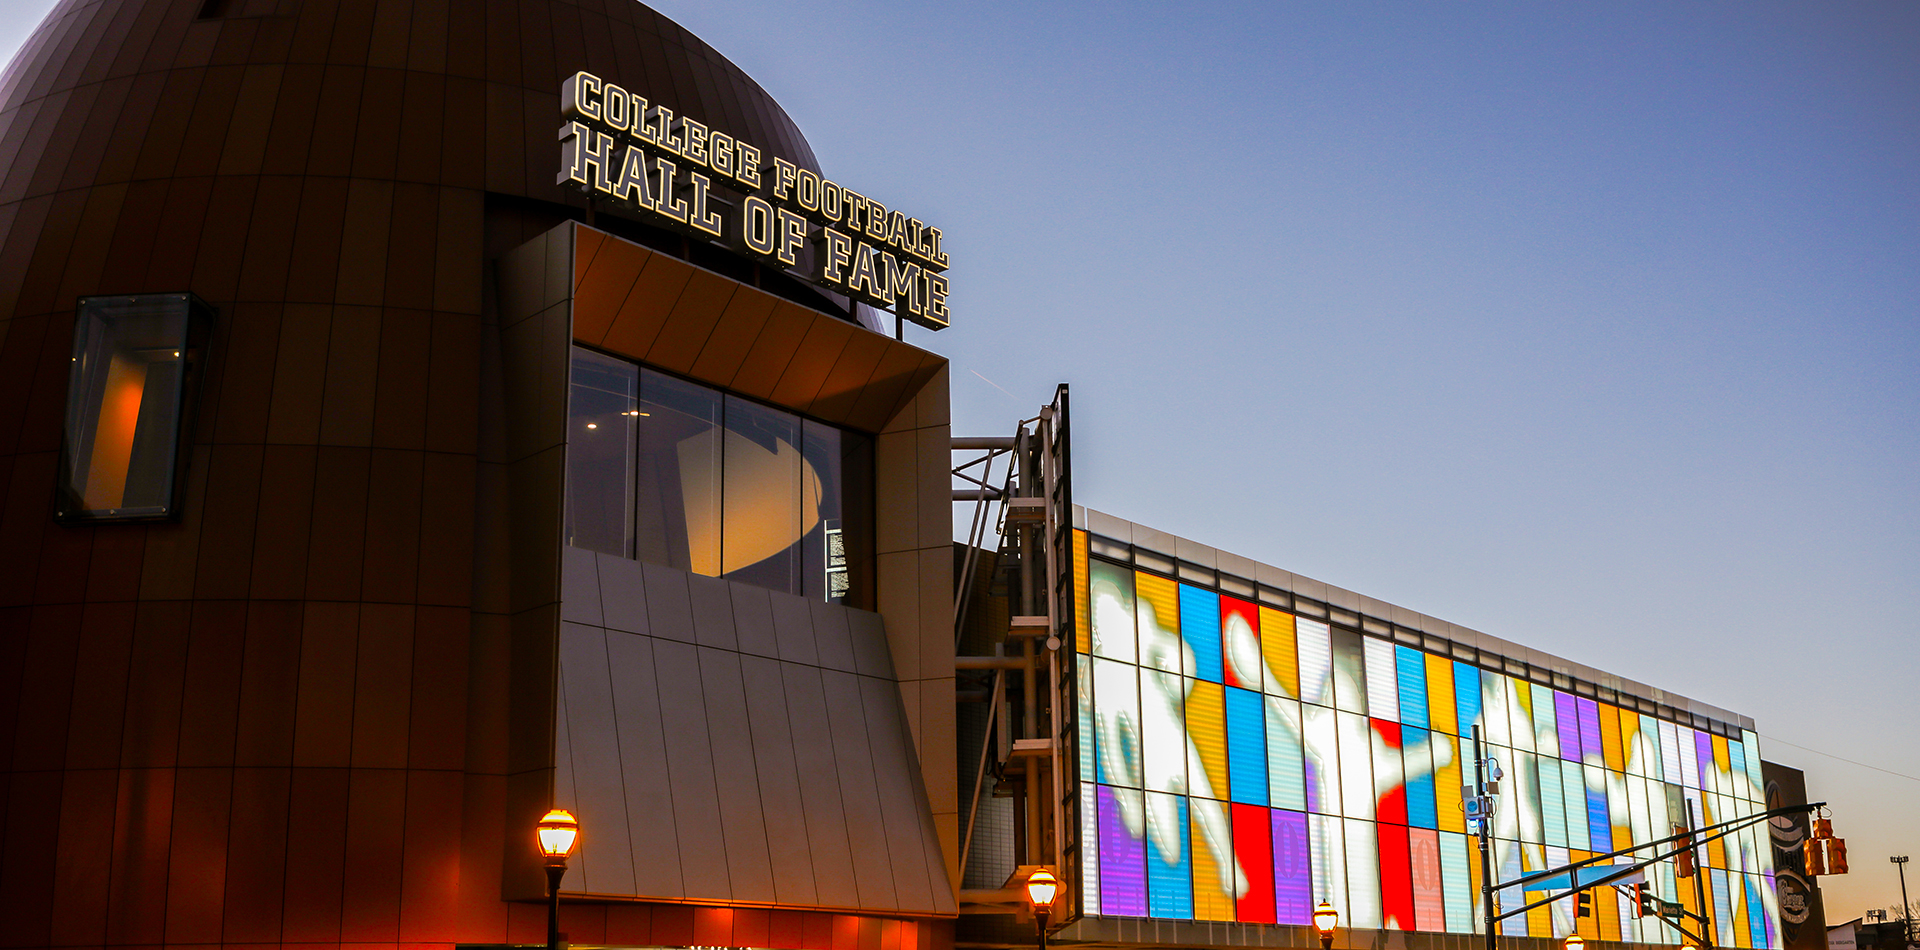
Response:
1893,856,1911,946
1686,799,1714,950
1473,724,1497,950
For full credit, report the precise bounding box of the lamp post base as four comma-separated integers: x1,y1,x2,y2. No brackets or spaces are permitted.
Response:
546,864,567,950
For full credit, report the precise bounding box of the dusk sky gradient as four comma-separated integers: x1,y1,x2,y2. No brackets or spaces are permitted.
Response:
5,0,1915,923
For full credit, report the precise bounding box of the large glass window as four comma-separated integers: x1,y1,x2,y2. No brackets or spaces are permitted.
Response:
58,294,213,522
566,346,872,605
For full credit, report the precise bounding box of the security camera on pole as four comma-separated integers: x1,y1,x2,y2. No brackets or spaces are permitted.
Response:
1468,724,1504,950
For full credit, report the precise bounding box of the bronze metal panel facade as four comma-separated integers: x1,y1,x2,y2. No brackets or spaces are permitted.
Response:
0,0,956,946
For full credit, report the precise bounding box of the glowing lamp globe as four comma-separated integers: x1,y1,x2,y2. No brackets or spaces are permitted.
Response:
1564,934,1587,950
1313,901,1339,937
536,809,579,862
1026,868,1059,909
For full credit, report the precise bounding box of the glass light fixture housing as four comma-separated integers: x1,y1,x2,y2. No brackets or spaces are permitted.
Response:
1026,868,1059,909
57,293,212,523
536,808,580,859
1313,901,1340,936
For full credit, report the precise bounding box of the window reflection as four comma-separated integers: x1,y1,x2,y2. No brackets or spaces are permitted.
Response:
635,369,722,573
566,346,871,604
564,350,637,557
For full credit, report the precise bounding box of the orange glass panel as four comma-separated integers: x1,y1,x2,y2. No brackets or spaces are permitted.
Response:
1074,530,1091,653
1425,654,1457,736
1190,798,1237,921
1434,733,1464,834
1260,607,1298,698
1600,703,1625,773
1135,572,1182,671
1188,680,1230,802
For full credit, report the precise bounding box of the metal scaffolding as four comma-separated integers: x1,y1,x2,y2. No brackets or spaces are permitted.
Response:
952,384,1079,931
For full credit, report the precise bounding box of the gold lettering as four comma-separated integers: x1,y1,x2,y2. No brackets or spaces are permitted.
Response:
771,157,798,202
560,71,601,123
687,172,723,237
741,196,776,256
817,228,853,283
653,157,689,222
681,117,708,166
736,143,761,187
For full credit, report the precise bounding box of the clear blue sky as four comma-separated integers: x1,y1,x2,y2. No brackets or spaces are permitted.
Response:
6,0,1915,921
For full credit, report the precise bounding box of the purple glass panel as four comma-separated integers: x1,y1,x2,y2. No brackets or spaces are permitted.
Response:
1555,691,1581,761
1696,731,1716,790
1576,698,1603,765
1305,758,1321,814
1098,785,1148,915
1272,809,1313,925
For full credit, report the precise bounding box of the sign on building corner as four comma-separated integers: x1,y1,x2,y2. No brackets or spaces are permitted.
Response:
556,70,950,330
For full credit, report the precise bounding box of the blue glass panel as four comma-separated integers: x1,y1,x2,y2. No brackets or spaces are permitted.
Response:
1746,874,1768,948
1181,585,1223,684
1404,726,1438,829
1453,661,1482,737
1146,791,1194,918
1586,773,1611,851
1226,686,1269,806
1396,645,1429,729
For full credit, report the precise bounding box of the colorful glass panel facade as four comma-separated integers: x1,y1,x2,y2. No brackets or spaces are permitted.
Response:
1072,531,1772,945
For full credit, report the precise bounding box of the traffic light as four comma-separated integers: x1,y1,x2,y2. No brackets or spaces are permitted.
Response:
1634,883,1655,919
1674,824,1697,878
1577,891,1593,918
1802,815,1848,875
1804,837,1826,876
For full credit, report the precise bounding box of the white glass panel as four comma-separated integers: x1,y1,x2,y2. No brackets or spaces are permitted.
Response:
1365,637,1399,723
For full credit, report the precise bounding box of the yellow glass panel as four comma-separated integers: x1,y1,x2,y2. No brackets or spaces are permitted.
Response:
1191,801,1237,921
1600,703,1625,773
1713,734,1732,782
1734,876,1753,948
1187,680,1230,801
1618,709,1641,772
1435,732,1464,833
1426,654,1458,736
1525,895,1551,937
1134,571,1181,672
1598,873,1621,941
1074,530,1091,653
1260,606,1299,698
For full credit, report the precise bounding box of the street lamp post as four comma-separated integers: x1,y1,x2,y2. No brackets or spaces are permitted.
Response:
1025,868,1059,950
536,809,581,950
1313,900,1340,950
1894,856,1912,945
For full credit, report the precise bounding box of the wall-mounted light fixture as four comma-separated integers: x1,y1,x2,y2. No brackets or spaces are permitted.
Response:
57,294,212,523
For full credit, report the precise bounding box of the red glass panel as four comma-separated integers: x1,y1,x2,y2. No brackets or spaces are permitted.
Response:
1377,821,1415,931
1232,803,1276,924
1409,828,1446,931
1373,718,1408,825
1221,596,1262,690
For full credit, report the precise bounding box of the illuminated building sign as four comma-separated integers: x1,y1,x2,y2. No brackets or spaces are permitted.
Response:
557,70,950,330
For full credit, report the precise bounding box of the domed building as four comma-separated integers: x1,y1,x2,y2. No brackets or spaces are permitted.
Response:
0,0,961,946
